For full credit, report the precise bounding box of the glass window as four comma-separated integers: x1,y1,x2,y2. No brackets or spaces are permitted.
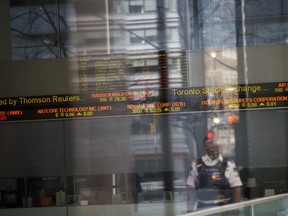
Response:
145,29,157,43
129,5,142,14
144,0,156,12
128,0,143,14
1,0,288,216
10,0,76,60
130,30,144,44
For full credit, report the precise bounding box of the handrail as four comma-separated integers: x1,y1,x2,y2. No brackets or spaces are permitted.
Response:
178,193,288,216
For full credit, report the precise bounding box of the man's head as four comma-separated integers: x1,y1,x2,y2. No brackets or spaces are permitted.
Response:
204,132,220,160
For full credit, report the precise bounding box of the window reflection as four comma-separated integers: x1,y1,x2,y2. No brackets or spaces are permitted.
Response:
1,0,288,215
10,0,76,60
9,0,288,60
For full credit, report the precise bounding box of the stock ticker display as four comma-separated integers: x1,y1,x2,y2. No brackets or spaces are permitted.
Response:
78,50,188,92
0,82,287,122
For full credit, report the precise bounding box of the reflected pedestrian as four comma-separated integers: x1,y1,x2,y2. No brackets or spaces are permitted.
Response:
186,131,242,212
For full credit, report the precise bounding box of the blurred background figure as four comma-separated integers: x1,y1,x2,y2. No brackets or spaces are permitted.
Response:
186,131,242,212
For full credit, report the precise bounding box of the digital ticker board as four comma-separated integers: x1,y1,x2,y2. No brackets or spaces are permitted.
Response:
0,82,287,122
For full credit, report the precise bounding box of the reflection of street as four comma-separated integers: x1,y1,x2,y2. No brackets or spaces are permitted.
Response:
208,117,238,158
133,201,187,216
138,179,187,202
66,202,187,216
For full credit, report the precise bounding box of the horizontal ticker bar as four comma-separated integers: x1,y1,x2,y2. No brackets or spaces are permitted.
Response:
0,82,287,122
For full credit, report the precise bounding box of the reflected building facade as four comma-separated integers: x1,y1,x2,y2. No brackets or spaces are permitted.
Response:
0,0,288,215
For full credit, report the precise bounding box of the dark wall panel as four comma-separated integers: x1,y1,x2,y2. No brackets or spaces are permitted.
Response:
0,121,65,177
64,118,132,175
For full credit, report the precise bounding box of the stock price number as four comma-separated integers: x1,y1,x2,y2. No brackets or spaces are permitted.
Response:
109,96,126,102
83,111,93,116
171,107,181,112
275,87,284,93
132,109,143,114
114,96,126,102
266,102,276,107
65,113,75,117
99,97,108,102
275,86,288,92
148,108,162,113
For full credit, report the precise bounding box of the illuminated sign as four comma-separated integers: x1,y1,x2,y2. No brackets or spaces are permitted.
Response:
0,82,287,122
78,50,187,92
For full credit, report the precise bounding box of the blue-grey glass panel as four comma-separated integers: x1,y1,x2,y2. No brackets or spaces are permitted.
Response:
0,121,65,177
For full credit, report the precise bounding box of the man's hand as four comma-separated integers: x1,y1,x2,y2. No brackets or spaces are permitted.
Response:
231,186,241,203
